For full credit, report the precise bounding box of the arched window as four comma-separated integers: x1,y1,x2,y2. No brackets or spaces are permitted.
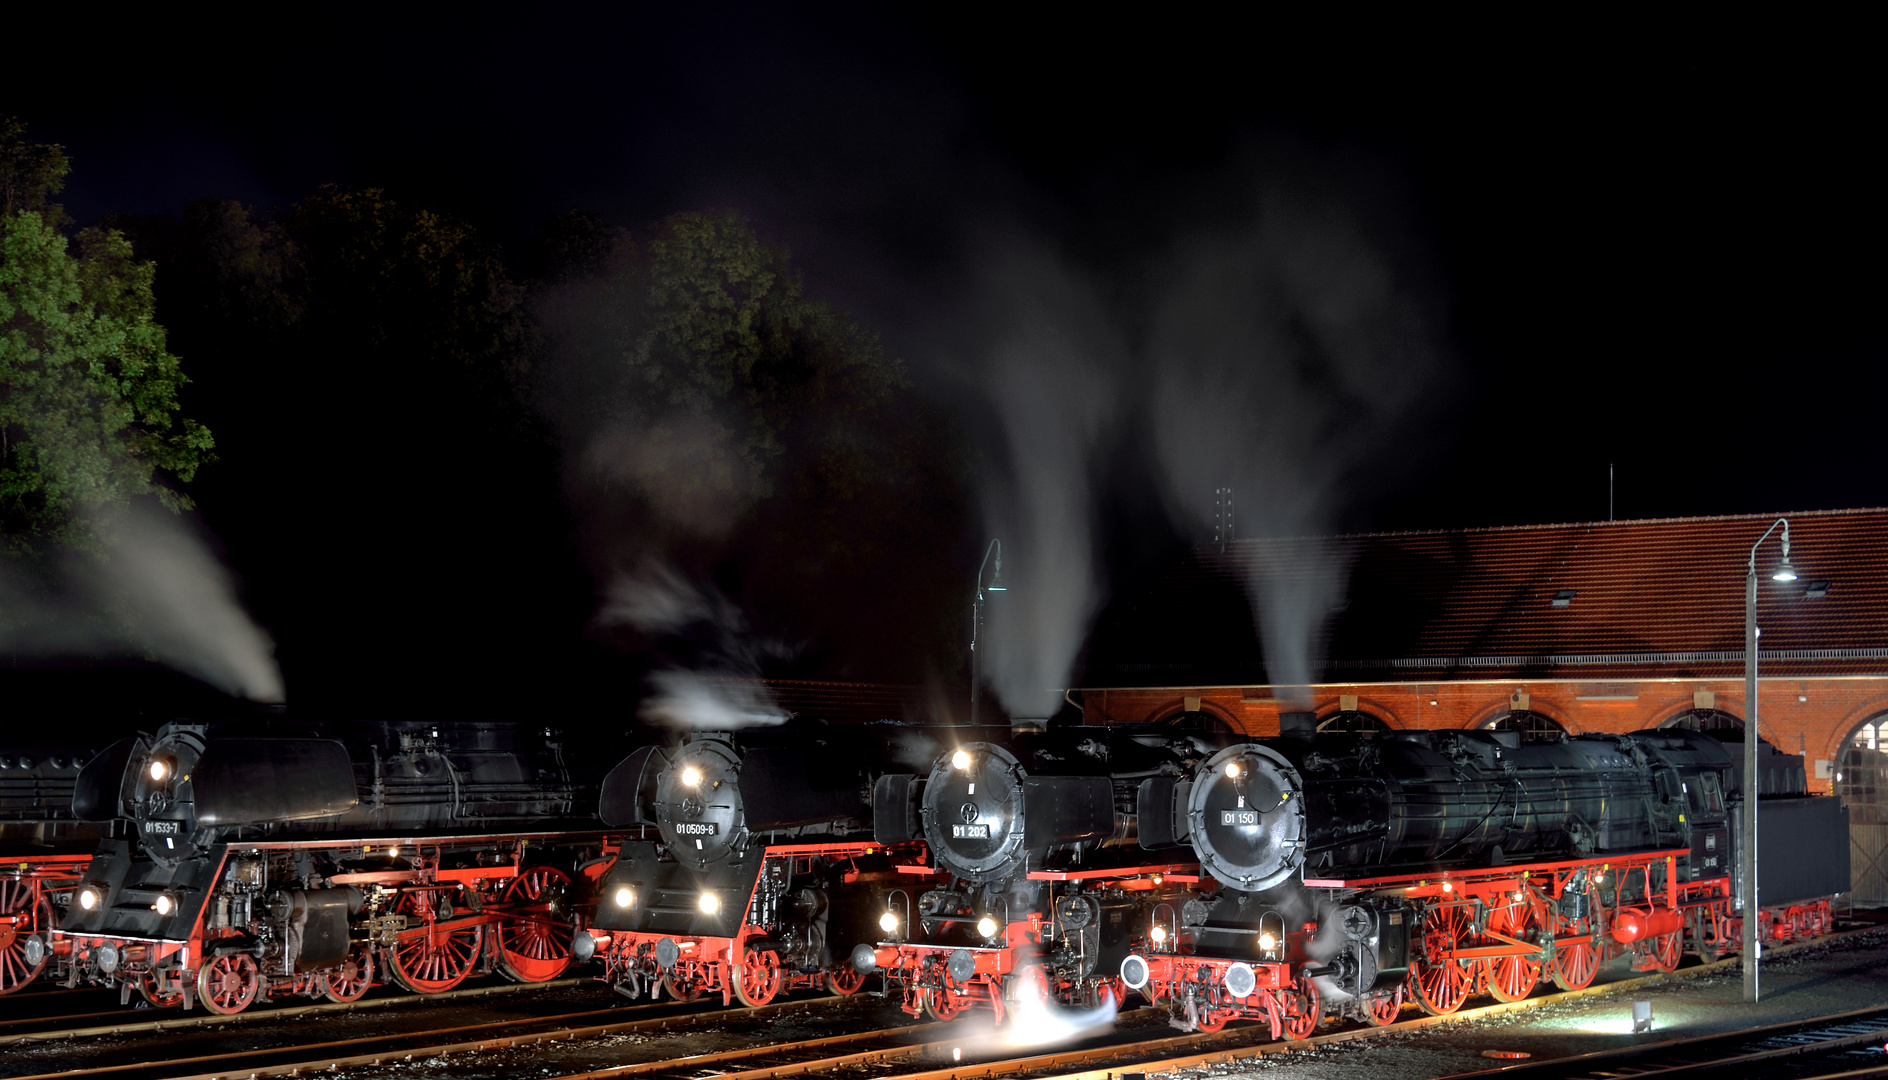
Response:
1159,708,1236,736
1837,715,1888,905
1480,710,1565,743
1659,709,1745,733
1318,710,1392,737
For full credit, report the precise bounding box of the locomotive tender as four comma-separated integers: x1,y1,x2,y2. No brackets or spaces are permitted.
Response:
1122,716,1850,1034
1,746,104,994
51,719,626,1012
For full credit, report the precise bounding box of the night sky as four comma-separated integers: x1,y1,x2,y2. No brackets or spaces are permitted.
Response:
3,10,1879,722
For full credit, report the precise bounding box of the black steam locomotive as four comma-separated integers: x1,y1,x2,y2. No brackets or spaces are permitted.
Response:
1123,716,1849,1034
1,746,105,994
852,723,1215,1023
581,722,930,1006
52,719,628,1012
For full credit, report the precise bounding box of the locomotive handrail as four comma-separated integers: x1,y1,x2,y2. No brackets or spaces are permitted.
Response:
885,889,910,943
1152,900,1179,953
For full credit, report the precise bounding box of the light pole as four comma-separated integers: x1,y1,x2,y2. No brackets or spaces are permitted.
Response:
1743,517,1798,1003
970,539,1004,728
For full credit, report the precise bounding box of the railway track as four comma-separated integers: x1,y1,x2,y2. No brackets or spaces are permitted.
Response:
15,924,1878,1080
1440,1005,1888,1080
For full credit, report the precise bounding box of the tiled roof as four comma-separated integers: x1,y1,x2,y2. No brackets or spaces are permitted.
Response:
1082,508,1888,685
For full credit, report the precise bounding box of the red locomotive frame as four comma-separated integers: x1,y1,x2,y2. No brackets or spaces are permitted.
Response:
1,853,93,994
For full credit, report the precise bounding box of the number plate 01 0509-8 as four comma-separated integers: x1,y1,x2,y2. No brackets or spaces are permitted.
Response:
672,822,718,836
952,824,991,839
1220,810,1259,826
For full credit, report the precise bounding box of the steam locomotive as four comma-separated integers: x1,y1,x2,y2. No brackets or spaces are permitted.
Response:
51,719,630,1012
1,746,105,994
579,722,931,1006
851,722,1214,1023
1120,716,1850,1035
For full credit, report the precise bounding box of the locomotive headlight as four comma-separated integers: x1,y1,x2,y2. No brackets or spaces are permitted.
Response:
698,892,720,914
682,766,702,788
614,886,635,909
977,915,998,938
1258,931,1278,952
148,758,169,782
879,910,900,933
951,749,971,772
1225,761,1242,779
1150,924,1169,944
77,886,100,911
1441,881,1453,893
154,893,175,916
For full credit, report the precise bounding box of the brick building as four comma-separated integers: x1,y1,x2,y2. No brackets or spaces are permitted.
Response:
1072,508,1888,903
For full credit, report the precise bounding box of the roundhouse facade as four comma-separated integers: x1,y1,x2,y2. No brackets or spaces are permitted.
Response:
1073,508,1888,904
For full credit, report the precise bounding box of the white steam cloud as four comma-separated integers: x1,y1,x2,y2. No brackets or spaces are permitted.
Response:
968,241,1121,721
0,500,284,702
1148,184,1446,696
597,560,789,729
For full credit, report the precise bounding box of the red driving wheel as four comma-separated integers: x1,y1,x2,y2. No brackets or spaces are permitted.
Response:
494,866,575,983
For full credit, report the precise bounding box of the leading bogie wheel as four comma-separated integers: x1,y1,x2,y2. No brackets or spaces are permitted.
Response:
1284,975,1321,1040
385,889,483,994
1410,905,1474,1015
1364,987,1403,1027
731,946,782,1007
136,970,186,1008
494,866,576,983
197,953,262,1014
826,963,867,997
0,882,54,995
1193,1006,1229,1033
322,949,375,1003
662,973,704,1001
921,985,966,1021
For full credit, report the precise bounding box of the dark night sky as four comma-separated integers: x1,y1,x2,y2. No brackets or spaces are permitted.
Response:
3,8,1880,716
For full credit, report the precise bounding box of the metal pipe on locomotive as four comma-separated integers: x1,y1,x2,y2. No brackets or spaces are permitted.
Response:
852,723,1212,1024
52,719,626,1012
2,746,106,994
579,723,922,1006
1121,715,1849,1035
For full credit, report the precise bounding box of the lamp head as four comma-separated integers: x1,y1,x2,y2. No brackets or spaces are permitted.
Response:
1772,557,1799,583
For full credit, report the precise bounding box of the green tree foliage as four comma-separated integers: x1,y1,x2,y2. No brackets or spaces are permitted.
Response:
0,120,212,552
538,209,970,681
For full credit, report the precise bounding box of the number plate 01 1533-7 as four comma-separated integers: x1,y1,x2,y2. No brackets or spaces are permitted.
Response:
1220,810,1259,826
952,824,991,839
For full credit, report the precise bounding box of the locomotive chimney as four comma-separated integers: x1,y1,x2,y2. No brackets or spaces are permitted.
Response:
1279,712,1317,738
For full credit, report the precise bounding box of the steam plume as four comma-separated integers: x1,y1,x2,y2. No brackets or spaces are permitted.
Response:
597,560,789,728
1148,183,1446,695
0,500,284,702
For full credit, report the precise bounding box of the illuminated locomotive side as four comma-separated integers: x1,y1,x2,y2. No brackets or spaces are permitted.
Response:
1,746,105,994
1123,723,1849,1034
854,730,1206,1024
582,728,907,1006
53,720,624,1013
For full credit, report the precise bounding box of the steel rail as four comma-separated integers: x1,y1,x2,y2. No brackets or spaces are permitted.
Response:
0,974,594,1045
881,923,1887,1080
7,991,869,1080
1438,1005,1888,1080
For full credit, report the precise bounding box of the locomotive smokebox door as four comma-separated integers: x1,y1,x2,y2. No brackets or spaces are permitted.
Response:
1187,744,1306,891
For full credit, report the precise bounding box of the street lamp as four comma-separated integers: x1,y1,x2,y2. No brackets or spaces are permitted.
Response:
1743,517,1796,1003
970,539,1004,727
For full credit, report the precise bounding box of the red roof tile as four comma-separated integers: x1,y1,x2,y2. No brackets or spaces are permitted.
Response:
1083,508,1888,684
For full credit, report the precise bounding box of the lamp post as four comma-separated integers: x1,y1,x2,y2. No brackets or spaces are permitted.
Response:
970,539,1005,727
1743,517,1798,1004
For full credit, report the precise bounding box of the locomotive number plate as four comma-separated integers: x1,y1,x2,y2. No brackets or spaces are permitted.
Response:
953,824,991,839
672,822,718,836
1220,810,1259,826
144,821,179,835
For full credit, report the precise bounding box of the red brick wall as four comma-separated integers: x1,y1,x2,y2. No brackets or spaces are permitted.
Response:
1077,677,1888,796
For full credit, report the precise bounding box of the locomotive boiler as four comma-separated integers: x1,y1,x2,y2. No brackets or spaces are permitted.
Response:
1123,718,1849,1034
854,723,1214,1023
53,719,627,1013
582,722,920,1006
1,745,105,994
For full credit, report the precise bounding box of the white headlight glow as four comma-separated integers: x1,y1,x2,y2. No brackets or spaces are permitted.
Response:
682,766,702,788
1258,931,1278,951
879,910,899,933
951,749,971,772
614,886,634,908
977,915,998,938
699,892,720,914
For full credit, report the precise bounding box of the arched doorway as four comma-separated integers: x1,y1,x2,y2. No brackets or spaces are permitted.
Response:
1318,710,1392,737
1480,710,1566,744
1837,716,1888,905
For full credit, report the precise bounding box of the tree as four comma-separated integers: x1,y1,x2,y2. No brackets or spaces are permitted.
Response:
0,120,212,552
